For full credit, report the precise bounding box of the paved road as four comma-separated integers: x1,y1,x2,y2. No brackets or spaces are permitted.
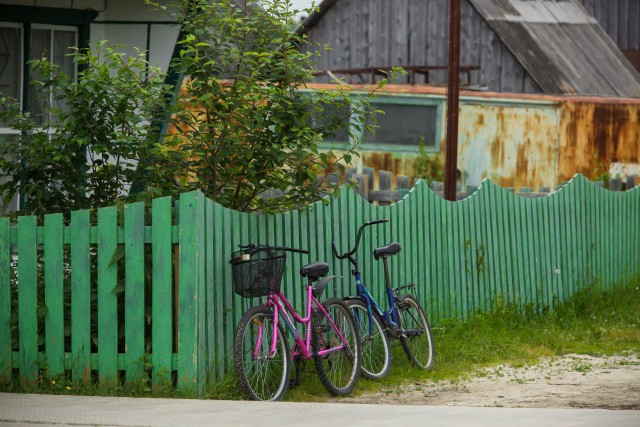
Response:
0,393,638,427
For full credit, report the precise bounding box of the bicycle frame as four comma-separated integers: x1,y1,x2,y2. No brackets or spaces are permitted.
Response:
353,270,400,333
258,286,350,360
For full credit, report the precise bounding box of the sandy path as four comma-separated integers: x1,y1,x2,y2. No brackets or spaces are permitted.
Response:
337,354,640,409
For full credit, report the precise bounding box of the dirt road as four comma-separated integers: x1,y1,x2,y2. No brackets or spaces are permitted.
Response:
340,354,640,410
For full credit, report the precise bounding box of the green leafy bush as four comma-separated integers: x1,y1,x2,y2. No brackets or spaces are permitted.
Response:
0,41,169,217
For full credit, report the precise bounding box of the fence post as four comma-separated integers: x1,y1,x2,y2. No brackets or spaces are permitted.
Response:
610,178,622,191
354,174,369,199
178,190,206,395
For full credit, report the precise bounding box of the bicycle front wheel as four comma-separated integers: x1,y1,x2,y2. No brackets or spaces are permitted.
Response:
397,294,434,369
312,298,361,396
234,306,291,401
347,298,391,380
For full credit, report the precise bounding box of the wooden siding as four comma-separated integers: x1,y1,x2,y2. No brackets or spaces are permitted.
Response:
578,0,640,51
300,0,542,93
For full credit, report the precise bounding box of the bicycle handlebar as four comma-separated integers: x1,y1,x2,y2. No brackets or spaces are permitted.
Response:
332,219,389,260
238,243,310,255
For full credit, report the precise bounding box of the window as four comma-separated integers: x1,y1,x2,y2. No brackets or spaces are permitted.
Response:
0,25,21,128
0,22,78,213
30,26,78,123
364,102,439,149
315,94,442,152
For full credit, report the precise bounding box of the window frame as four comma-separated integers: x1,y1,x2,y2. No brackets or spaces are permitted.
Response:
315,92,444,154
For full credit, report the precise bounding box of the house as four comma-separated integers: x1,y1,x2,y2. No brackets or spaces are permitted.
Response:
296,0,640,189
578,0,640,73
0,0,181,212
298,0,640,97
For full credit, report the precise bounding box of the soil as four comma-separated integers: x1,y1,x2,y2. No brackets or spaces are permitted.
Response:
337,354,640,410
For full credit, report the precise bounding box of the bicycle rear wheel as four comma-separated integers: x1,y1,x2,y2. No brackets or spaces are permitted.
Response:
347,298,391,380
312,298,361,396
234,306,291,401
397,294,434,369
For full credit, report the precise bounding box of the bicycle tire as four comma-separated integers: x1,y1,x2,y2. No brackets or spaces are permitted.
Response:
312,297,361,396
346,298,392,380
234,305,291,401
397,294,434,370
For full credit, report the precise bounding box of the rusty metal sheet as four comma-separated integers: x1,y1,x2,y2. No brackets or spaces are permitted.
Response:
558,101,640,183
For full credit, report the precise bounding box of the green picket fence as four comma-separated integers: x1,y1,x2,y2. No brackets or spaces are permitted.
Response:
1,174,639,395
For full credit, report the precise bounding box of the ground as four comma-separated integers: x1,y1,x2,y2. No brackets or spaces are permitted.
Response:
336,354,640,410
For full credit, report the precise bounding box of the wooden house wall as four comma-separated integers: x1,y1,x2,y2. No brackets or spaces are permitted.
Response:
578,0,640,50
301,0,542,93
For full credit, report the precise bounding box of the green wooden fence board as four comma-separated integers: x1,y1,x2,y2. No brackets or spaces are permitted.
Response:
18,216,38,383
415,183,428,311
483,185,499,310
97,206,118,383
630,185,640,280
400,196,411,290
455,199,475,319
125,202,145,382
600,186,609,287
282,212,296,301
630,188,639,279
525,198,537,307
430,190,444,320
572,178,585,290
177,191,205,394
576,180,588,287
152,197,173,384
615,191,625,284
466,196,479,315
490,182,508,307
499,187,514,304
221,206,234,374
477,192,490,311
43,214,64,378
210,202,227,376
566,185,578,296
409,187,420,303
484,184,499,305
70,210,90,383
468,192,480,311
232,209,245,350
0,218,10,382
203,198,214,382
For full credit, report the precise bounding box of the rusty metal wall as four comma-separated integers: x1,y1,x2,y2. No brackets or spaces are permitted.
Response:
319,84,640,190
558,100,640,183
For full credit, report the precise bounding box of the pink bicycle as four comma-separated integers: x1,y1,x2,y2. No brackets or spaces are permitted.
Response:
230,244,361,401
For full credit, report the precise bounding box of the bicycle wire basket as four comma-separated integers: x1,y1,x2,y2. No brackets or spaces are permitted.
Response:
230,246,286,298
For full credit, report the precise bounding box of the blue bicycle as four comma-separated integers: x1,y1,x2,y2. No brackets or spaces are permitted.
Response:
332,220,434,379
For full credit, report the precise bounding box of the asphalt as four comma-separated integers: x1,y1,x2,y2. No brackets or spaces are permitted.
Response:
0,393,638,427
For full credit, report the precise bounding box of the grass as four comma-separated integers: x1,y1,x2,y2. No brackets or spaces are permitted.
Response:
3,282,639,401
283,281,640,401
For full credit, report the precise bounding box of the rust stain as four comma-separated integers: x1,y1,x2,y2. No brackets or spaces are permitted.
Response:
558,101,640,183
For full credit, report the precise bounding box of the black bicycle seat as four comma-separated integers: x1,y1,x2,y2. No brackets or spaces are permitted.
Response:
373,242,402,260
300,261,329,278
